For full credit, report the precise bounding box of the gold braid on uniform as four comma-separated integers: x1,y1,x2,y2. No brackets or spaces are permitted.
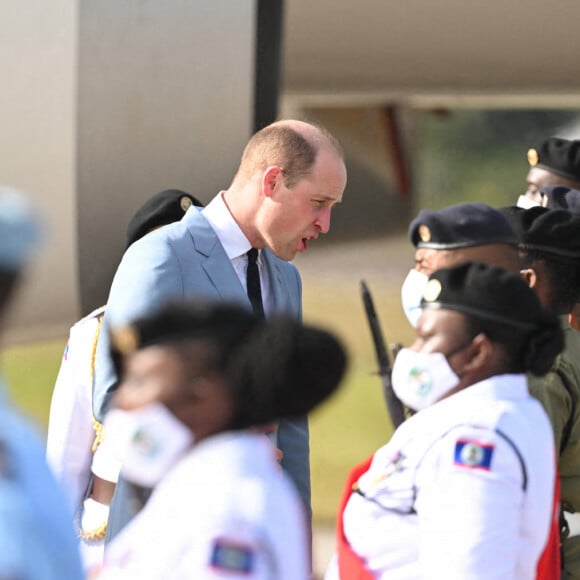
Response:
91,418,104,453
77,519,108,542
77,309,108,542
90,311,105,453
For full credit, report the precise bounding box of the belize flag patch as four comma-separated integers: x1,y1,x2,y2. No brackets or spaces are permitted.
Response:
210,539,255,574
454,439,494,471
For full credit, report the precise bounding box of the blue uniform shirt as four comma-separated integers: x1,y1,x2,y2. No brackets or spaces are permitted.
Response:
0,380,84,579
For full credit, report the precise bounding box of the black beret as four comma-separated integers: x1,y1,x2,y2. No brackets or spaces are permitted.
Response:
421,261,544,330
540,185,580,215
499,205,580,260
409,202,517,249
125,189,203,249
527,138,580,183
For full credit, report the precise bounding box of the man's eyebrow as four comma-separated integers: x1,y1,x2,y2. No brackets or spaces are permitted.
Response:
315,194,342,204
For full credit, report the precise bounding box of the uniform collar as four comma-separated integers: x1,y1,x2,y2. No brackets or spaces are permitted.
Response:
448,373,529,404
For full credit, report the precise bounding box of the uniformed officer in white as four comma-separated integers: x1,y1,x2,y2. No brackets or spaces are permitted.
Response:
95,300,347,579
327,262,561,579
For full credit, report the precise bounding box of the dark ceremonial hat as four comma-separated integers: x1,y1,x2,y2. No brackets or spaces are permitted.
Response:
421,261,544,330
125,189,203,249
527,138,580,182
499,205,580,260
540,185,580,215
409,202,517,249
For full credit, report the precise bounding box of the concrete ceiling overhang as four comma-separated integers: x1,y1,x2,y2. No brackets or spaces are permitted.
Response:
282,0,580,108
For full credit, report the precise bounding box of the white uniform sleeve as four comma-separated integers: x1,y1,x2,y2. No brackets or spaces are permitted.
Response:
416,426,525,579
46,316,101,512
102,528,290,580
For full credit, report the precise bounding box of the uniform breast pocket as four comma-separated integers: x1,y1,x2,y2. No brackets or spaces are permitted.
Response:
356,462,418,516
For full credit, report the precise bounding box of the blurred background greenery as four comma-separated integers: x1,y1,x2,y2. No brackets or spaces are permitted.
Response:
2,108,579,527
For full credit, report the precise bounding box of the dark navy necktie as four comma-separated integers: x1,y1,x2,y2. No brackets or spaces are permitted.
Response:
246,248,265,319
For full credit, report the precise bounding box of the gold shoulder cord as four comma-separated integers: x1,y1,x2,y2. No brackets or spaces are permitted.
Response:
90,311,105,453
78,520,108,543
79,310,108,542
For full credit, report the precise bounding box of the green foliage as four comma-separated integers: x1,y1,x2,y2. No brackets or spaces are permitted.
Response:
0,338,65,434
301,275,414,524
309,365,393,525
413,109,580,211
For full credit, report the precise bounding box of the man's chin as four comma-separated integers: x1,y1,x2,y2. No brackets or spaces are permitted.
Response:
268,244,297,262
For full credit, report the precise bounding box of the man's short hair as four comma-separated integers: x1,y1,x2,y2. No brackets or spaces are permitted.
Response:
237,122,343,188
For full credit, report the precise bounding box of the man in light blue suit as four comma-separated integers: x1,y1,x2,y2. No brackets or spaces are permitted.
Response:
93,119,348,544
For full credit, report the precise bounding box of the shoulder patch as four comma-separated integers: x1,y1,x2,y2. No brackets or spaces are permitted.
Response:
210,539,255,574
454,439,494,471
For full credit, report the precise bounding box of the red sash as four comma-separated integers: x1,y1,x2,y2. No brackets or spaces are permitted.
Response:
335,455,375,580
535,469,561,579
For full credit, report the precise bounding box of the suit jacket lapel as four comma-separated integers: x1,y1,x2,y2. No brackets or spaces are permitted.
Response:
263,250,292,313
183,208,251,305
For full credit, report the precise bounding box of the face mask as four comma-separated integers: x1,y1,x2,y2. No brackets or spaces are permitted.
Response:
401,269,429,328
391,348,460,411
102,403,194,487
516,195,540,209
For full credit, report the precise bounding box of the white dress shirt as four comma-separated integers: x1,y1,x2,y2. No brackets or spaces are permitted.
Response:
202,193,273,316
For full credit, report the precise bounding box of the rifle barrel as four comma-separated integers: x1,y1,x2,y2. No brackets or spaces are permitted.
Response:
360,280,406,429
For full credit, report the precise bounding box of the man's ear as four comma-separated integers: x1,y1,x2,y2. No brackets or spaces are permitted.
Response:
262,165,283,198
462,333,493,373
520,268,537,289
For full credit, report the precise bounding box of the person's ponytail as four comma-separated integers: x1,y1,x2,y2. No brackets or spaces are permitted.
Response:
523,312,564,376
227,316,348,428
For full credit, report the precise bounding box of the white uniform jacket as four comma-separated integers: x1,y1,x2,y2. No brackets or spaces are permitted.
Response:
327,374,555,580
101,432,309,579
46,306,116,574
46,306,106,511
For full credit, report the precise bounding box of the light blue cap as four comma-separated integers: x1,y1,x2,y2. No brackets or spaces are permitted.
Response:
0,186,42,269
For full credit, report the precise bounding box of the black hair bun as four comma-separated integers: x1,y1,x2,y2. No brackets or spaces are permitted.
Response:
229,317,348,427
524,311,564,376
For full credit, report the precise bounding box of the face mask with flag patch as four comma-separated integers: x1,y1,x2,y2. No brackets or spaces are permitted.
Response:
391,348,460,411
102,403,194,488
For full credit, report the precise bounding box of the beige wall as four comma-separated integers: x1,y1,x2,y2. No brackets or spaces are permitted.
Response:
77,0,255,315
0,0,78,342
1,0,256,343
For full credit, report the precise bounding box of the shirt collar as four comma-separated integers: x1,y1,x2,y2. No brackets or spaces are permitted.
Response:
201,192,252,260
449,373,529,404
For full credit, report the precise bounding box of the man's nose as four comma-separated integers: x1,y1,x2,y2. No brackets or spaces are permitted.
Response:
315,207,332,234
